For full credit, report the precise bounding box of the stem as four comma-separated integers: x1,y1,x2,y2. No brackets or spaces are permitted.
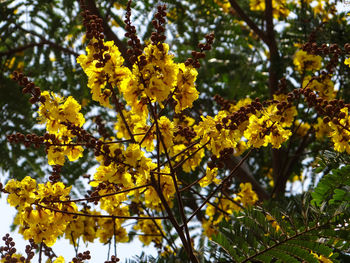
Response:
113,218,117,257
109,83,136,143
36,203,168,220
39,242,43,263
148,101,198,262
42,184,151,203
228,0,269,44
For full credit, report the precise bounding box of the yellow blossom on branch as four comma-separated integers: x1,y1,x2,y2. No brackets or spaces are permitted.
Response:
134,217,164,246
293,50,322,73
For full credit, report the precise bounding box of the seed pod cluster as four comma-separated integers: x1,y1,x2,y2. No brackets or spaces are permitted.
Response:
7,132,44,148
95,115,110,139
11,71,45,104
150,5,168,49
185,33,214,69
213,94,233,111
0,234,38,263
49,165,62,183
302,41,341,75
125,0,143,66
80,0,110,68
174,125,196,142
72,250,91,262
105,255,120,263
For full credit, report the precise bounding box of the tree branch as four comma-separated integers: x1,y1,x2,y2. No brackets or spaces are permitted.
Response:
14,26,80,57
224,155,270,200
228,0,269,44
0,42,43,58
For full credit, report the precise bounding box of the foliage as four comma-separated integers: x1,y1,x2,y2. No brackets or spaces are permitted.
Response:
1,0,350,262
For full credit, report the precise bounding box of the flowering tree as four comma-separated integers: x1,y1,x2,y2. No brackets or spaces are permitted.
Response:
1,0,350,262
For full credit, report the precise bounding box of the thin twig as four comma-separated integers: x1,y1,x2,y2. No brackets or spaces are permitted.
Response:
36,203,168,220
14,25,80,57
148,101,197,262
42,184,151,204
183,149,253,226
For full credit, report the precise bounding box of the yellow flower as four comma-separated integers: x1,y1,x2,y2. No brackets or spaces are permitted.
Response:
53,256,65,263
37,91,85,165
173,63,199,113
170,144,204,173
294,120,311,137
303,75,336,100
329,108,350,154
140,43,178,103
311,251,333,263
64,210,99,244
194,111,238,156
293,50,322,73
97,218,129,243
60,97,85,127
201,219,218,239
345,57,350,67
250,0,290,19
5,176,37,208
199,167,221,187
47,146,66,166
93,163,133,188
214,0,231,13
124,144,143,167
144,167,176,209
64,146,84,162
314,117,331,140
238,182,258,207
266,214,281,232
244,114,269,148
134,217,164,246
158,116,175,152
77,39,131,107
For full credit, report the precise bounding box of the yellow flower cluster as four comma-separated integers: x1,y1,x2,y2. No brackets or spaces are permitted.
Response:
170,143,205,173
134,218,164,246
5,177,77,246
78,40,199,118
294,120,311,137
96,218,129,244
214,0,231,13
345,57,350,68
194,111,242,156
121,43,199,117
266,214,282,232
314,117,332,140
293,50,322,73
328,107,350,154
77,39,130,108
249,0,290,19
64,209,100,244
237,182,259,207
244,100,295,149
199,167,221,187
303,75,336,100
174,63,199,113
144,168,176,210
38,91,85,165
